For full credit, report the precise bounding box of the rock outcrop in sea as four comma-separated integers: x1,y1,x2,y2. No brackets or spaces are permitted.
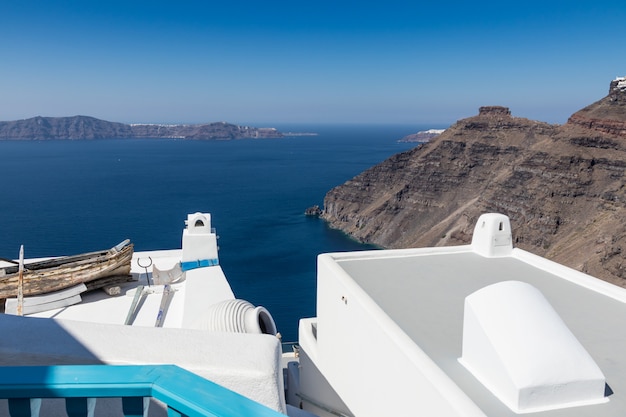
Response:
304,205,323,216
0,116,283,140
322,77,626,287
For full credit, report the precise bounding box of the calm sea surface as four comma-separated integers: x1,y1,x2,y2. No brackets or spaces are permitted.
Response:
0,124,429,341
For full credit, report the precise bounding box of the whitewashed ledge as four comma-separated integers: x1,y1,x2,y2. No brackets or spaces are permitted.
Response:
0,314,285,414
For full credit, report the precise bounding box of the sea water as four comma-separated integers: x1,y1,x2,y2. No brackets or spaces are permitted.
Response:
0,124,429,341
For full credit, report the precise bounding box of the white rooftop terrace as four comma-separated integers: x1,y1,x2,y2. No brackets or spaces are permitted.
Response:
298,214,626,416
0,212,285,414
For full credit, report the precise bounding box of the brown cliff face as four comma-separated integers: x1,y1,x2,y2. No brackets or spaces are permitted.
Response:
567,77,626,136
322,78,626,287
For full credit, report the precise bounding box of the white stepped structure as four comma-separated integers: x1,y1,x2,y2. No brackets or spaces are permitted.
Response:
0,212,285,415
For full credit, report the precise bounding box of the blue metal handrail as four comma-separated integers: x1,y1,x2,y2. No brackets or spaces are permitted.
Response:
0,365,284,417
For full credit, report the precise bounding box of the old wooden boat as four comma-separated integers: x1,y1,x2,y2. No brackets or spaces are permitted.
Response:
0,240,133,299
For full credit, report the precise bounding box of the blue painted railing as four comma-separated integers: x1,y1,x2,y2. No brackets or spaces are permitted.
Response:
0,365,285,417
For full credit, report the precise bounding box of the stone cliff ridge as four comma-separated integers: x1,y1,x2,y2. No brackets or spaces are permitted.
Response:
567,77,626,136
0,116,283,140
322,77,626,287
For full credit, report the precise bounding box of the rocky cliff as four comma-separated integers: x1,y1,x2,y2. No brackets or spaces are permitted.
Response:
567,77,626,136
322,77,626,287
0,116,283,140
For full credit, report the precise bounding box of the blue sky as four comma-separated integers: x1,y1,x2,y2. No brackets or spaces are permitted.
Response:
1,1,625,125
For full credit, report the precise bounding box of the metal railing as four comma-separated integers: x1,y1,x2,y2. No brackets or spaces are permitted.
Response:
0,364,284,417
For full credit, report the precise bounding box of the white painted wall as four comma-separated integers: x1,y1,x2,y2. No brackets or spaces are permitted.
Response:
300,253,486,417
0,314,285,413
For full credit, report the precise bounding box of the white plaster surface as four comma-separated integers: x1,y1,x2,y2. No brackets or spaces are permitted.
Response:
182,212,219,263
460,281,606,412
0,314,285,413
23,249,234,329
471,213,513,257
0,213,282,414
298,213,626,416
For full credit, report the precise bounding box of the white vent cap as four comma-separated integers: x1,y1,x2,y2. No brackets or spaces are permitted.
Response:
471,213,513,257
459,281,607,413
186,212,212,234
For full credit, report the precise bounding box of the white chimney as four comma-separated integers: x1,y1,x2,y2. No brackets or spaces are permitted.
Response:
181,212,219,267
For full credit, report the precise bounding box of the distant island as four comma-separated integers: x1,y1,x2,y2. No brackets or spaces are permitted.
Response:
398,129,445,143
282,132,318,137
0,115,287,140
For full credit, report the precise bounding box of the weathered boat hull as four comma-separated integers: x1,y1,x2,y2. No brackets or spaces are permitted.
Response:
0,243,133,298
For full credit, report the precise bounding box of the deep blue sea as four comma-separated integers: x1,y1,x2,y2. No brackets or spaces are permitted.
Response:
0,124,428,341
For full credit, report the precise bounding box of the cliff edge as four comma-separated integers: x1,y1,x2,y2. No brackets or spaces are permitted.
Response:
567,77,626,136
322,77,626,287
